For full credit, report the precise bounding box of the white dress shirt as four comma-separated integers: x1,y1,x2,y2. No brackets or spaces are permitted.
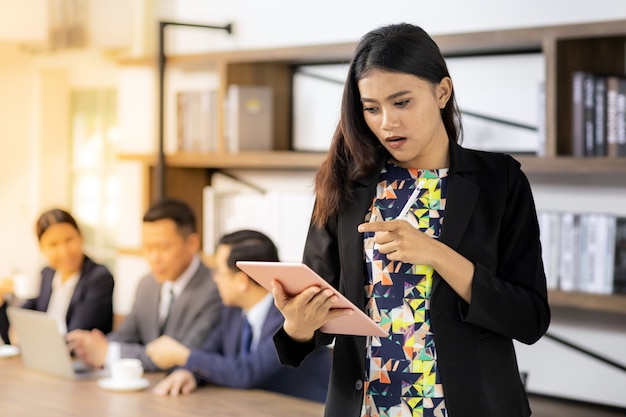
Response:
243,293,273,352
46,271,80,335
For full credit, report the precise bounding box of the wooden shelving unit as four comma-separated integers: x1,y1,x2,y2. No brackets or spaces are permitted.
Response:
119,19,626,314
119,153,626,174
548,290,626,315
118,151,327,170
517,156,626,175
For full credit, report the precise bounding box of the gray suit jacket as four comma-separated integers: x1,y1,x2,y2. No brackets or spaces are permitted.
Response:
108,260,222,371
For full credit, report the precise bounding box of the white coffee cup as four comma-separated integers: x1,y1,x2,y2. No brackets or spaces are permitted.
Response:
109,358,144,382
12,272,40,300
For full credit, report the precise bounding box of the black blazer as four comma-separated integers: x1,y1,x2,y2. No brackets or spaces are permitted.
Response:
0,255,114,344
275,140,551,417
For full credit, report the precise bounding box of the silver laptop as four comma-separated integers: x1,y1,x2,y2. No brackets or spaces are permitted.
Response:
7,307,108,380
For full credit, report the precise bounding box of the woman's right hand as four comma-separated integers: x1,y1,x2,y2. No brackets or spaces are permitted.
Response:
271,279,353,342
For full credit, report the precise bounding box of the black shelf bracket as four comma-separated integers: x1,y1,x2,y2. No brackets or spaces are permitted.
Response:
155,21,233,201
544,331,626,373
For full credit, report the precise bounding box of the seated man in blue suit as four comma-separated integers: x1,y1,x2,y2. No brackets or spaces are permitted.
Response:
147,229,331,403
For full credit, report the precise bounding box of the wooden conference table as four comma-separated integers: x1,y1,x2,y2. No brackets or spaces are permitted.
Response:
0,356,325,417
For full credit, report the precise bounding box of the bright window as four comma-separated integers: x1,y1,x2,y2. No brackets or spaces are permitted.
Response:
69,89,119,270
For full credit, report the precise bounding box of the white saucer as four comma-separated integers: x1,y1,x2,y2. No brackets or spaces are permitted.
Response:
97,377,150,392
0,345,19,358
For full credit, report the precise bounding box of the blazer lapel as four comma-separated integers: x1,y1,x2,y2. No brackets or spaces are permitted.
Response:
338,157,385,373
261,304,283,338
439,172,479,250
162,263,204,337
66,256,90,320
434,141,480,294
339,158,384,311
38,270,54,311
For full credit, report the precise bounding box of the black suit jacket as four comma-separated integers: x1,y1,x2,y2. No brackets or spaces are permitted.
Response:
275,140,551,417
0,255,114,344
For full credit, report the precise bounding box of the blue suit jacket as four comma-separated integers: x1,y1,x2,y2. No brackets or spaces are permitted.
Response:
0,255,114,344
185,302,331,403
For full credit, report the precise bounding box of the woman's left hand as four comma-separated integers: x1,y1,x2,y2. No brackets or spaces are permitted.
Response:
272,280,352,343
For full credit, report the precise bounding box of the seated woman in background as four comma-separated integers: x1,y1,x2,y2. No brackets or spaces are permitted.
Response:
0,208,114,344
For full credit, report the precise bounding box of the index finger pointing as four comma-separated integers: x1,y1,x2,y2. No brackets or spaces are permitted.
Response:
358,220,402,233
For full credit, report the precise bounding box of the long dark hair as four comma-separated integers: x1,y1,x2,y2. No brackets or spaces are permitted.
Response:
35,208,81,241
312,23,463,228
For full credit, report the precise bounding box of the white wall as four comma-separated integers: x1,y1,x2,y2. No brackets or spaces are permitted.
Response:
0,0,47,42
158,0,626,52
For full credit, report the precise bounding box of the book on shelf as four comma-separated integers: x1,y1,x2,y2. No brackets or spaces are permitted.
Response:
606,75,620,158
538,210,624,295
224,85,273,153
578,213,615,294
614,217,626,294
558,212,579,291
583,72,596,156
176,90,218,153
571,70,626,157
593,75,607,156
537,211,560,289
571,71,586,157
617,78,626,157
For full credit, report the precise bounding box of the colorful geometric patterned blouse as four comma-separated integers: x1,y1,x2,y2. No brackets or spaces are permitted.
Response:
361,162,449,417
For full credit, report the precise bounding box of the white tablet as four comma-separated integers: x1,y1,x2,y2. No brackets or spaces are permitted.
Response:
236,261,389,337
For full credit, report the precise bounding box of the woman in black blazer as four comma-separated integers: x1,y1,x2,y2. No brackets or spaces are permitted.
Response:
0,208,114,344
272,23,550,417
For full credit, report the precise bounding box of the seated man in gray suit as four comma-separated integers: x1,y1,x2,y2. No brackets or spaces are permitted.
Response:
67,199,222,372
147,230,331,402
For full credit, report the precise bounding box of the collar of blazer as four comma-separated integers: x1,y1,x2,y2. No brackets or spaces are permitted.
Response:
66,255,90,309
